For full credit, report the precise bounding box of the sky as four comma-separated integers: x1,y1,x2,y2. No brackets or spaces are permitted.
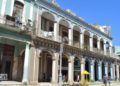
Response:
56,0,120,46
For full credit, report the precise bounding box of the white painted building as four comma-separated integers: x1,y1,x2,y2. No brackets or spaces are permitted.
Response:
0,0,120,85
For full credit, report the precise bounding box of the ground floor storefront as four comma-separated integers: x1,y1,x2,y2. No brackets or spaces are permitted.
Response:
0,46,120,85
0,37,120,86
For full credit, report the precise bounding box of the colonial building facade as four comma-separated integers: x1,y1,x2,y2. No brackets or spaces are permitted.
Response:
0,0,120,85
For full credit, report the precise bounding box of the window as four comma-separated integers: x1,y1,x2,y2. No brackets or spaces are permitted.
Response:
41,17,54,31
13,1,24,19
41,18,47,31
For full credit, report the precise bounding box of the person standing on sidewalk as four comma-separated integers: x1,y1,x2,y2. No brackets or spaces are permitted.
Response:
103,74,108,86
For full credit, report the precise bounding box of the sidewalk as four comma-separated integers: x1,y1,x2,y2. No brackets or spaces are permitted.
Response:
89,81,120,86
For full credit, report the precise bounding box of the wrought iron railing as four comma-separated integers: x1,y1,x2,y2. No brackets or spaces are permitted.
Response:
73,41,80,48
0,15,33,33
83,44,90,50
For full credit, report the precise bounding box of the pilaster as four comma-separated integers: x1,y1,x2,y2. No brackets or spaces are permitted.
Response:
104,41,107,55
0,0,7,16
89,35,93,51
80,33,84,49
69,29,73,46
54,21,59,41
10,0,15,16
35,9,42,36
97,38,100,50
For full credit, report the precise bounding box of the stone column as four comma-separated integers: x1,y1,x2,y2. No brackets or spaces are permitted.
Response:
68,56,74,85
97,38,100,50
112,64,116,80
110,64,113,80
104,42,107,55
80,33,84,49
22,42,30,83
105,63,108,77
52,52,59,84
98,61,102,81
81,57,85,80
116,64,120,81
69,29,73,45
54,21,59,41
89,35,93,51
109,46,112,56
90,60,95,81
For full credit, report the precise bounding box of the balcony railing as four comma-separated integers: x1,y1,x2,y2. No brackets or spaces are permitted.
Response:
83,45,90,50
93,48,99,53
73,41,80,48
0,15,33,33
5,15,23,28
40,30,54,40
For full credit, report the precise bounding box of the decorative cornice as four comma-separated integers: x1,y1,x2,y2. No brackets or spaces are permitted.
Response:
33,37,118,62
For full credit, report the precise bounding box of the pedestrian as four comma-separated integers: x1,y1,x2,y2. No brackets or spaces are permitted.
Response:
103,74,108,86
77,75,80,82
108,75,111,86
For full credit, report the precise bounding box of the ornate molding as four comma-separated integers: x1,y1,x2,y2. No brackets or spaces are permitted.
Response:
33,37,119,63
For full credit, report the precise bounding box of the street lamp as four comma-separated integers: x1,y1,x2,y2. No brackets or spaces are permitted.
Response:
59,36,68,86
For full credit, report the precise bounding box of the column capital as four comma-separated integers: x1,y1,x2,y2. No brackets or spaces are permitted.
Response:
90,60,95,65
80,58,85,64
97,38,100,41
52,52,59,60
36,49,42,58
68,56,74,63
104,62,108,67
89,33,93,38
98,61,102,66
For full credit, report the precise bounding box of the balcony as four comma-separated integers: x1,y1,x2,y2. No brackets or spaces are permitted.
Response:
5,15,23,28
0,15,33,34
83,45,90,50
93,48,99,53
73,41,80,48
40,30,54,40
99,49,104,55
